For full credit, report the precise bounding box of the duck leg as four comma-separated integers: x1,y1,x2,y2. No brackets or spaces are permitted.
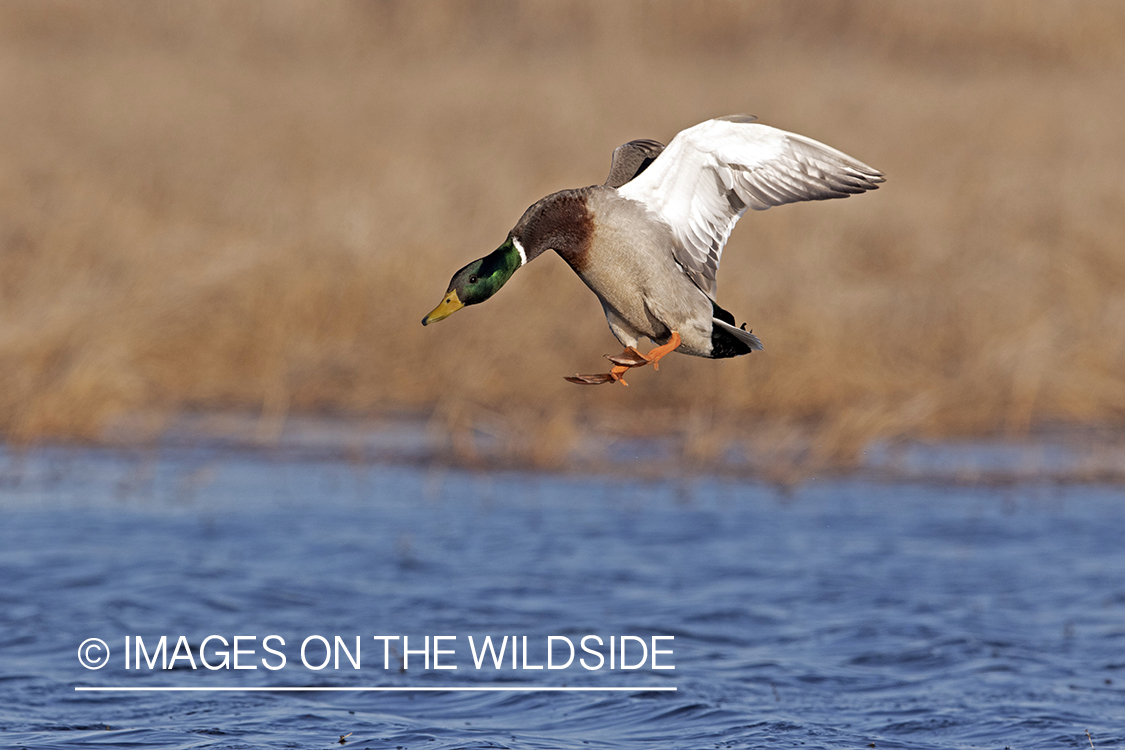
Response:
606,331,682,371
564,331,682,386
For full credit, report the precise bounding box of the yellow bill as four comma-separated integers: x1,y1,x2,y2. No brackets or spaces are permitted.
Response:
422,290,464,326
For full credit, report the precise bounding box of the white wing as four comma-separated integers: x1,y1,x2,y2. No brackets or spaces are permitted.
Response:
616,115,884,300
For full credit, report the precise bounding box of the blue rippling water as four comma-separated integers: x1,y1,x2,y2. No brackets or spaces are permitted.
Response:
1,446,1123,749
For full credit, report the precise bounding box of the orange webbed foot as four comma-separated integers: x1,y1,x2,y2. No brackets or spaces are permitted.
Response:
564,373,617,385
563,332,681,386
605,347,649,368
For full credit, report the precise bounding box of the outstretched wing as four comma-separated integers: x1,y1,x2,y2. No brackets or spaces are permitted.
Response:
616,115,884,300
604,139,665,188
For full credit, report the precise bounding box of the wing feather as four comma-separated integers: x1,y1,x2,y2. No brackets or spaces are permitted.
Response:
604,139,666,188
618,116,884,299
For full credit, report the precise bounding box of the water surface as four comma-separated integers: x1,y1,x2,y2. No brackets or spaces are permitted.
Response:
1,447,1123,748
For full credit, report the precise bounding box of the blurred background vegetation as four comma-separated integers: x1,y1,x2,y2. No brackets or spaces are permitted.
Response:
1,1,1123,470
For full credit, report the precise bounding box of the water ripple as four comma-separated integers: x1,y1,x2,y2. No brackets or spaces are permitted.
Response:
1,448,1123,748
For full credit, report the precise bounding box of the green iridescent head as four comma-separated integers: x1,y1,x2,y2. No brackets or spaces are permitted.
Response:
422,237,524,325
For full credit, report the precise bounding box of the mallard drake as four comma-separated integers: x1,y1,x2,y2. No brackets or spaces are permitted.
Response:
422,115,883,385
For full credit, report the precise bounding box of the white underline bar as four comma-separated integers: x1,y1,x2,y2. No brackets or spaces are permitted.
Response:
75,686,675,692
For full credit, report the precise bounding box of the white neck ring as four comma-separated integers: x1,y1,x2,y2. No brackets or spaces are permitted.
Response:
512,237,528,267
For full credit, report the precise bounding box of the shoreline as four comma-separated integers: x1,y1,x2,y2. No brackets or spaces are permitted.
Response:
3,410,1122,488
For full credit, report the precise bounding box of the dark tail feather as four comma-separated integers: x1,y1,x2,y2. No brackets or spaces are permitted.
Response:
712,318,763,355
709,300,762,358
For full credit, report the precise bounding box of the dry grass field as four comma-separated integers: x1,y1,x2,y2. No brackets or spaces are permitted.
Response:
1,1,1123,468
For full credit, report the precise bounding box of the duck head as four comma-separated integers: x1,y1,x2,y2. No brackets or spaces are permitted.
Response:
422,236,525,325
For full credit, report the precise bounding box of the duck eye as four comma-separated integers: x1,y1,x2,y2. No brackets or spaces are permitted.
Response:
469,274,478,284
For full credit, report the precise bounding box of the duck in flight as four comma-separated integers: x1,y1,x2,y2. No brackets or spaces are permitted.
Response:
422,115,883,385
